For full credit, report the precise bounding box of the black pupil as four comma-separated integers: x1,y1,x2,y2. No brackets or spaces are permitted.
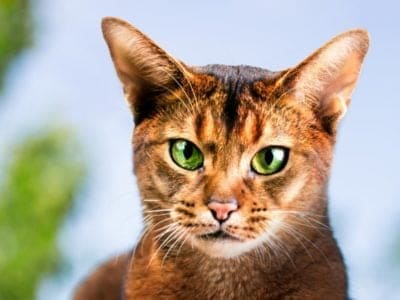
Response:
183,143,193,159
264,149,273,165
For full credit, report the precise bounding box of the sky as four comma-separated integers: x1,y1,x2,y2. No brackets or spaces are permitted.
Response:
0,0,399,299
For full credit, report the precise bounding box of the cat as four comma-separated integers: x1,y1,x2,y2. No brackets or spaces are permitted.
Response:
74,17,369,300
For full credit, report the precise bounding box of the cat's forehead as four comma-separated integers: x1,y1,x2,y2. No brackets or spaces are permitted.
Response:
192,64,284,126
155,64,314,148
190,64,305,135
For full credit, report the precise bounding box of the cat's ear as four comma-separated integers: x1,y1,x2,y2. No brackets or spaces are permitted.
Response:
282,29,369,133
101,17,190,120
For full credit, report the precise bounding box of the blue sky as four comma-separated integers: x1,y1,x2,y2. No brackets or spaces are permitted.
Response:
0,0,399,299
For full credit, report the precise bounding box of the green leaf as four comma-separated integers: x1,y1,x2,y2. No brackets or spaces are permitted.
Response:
0,128,87,299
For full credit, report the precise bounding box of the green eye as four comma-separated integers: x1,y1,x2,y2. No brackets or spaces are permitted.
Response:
251,147,289,175
170,139,204,170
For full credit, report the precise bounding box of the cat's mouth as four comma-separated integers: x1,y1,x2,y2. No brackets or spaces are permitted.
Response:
199,230,240,241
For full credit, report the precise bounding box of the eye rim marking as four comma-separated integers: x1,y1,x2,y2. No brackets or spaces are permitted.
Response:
251,146,289,175
169,139,204,171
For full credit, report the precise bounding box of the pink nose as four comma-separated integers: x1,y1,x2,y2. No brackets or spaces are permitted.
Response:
207,199,238,222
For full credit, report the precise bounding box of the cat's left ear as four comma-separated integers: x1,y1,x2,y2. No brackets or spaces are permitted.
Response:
283,29,369,133
101,17,191,121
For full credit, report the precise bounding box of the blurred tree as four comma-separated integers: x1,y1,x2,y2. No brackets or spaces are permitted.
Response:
0,0,33,91
0,129,86,299
0,2,88,298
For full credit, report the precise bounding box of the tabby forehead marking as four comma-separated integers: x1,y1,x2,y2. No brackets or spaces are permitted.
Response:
239,111,264,145
193,108,217,142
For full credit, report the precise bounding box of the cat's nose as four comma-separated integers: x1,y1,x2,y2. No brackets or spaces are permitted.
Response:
207,199,238,222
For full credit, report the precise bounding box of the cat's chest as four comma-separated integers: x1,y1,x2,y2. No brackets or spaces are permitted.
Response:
127,259,269,299
170,262,271,299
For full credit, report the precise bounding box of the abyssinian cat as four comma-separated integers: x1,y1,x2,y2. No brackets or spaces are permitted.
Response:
74,17,369,299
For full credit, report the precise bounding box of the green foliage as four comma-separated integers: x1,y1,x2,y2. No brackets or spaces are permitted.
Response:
0,128,86,299
0,0,33,91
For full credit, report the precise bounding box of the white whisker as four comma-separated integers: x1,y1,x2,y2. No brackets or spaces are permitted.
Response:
161,227,186,265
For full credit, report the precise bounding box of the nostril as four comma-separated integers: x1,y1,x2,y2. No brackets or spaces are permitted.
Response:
210,209,219,222
207,200,238,222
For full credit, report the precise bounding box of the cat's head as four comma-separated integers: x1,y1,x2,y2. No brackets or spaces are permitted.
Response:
102,18,369,259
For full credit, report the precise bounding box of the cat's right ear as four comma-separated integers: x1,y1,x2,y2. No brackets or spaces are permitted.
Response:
101,17,190,120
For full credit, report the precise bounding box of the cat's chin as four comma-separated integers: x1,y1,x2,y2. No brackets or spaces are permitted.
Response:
190,235,263,259
189,218,284,258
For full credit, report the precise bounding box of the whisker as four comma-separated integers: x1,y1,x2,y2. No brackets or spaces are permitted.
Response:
281,222,334,270
143,199,162,203
143,213,171,222
133,66,195,115
146,223,180,269
171,58,200,113
154,223,177,238
268,209,326,218
175,228,190,259
145,208,172,213
156,67,196,114
271,232,295,268
147,217,171,227
268,209,330,231
278,222,314,262
284,218,329,232
260,220,296,268
130,225,151,271
156,226,181,256
161,228,186,266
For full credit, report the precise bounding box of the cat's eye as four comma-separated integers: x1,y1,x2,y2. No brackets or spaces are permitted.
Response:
170,139,204,170
251,147,289,175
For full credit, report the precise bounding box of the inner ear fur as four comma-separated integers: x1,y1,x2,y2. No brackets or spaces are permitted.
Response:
281,29,369,133
101,17,191,120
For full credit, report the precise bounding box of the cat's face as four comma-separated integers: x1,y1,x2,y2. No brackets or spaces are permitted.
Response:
132,67,332,258
102,18,369,258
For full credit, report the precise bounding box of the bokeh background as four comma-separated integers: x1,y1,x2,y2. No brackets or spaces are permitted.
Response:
0,0,399,299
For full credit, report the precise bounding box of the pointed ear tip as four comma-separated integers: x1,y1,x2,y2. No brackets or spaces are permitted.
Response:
101,17,133,35
348,28,370,42
340,28,370,51
101,17,117,35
